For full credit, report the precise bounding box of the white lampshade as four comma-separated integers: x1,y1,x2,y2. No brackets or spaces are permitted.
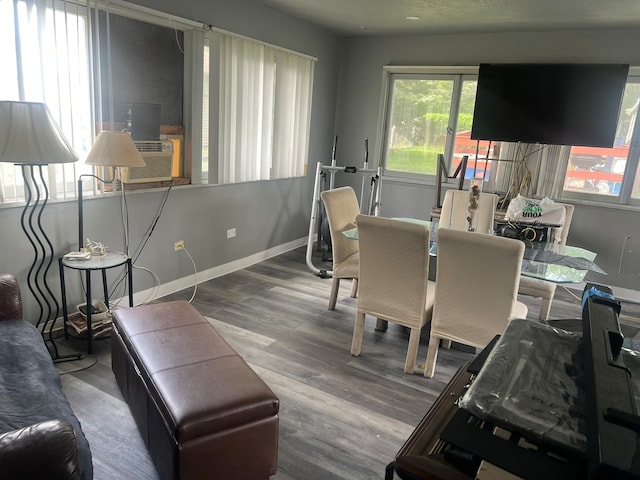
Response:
85,131,146,167
0,101,78,165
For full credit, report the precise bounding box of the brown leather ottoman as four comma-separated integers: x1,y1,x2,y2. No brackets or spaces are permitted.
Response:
111,300,279,480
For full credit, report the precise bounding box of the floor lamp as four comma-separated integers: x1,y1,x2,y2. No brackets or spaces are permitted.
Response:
80,131,146,252
0,101,78,354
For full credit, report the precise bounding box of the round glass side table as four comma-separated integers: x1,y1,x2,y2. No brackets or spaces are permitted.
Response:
59,251,133,354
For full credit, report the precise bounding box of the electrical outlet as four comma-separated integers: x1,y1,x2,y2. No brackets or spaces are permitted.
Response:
174,240,185,251
227,228,236,239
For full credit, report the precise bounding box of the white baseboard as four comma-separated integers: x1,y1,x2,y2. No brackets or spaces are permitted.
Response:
130,237,308,305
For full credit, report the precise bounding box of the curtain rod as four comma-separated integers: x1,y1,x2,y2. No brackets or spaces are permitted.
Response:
68,0,209,30
210,26,318,62
67,0,317,61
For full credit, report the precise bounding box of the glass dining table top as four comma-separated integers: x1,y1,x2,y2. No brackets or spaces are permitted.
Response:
342,218,604,284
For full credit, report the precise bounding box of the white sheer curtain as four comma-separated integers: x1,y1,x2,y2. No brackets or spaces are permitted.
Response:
218,32,314,184
0,0,93,203
219,35,275,184
490,142,571,202
532,144,571,199
272,50,314,179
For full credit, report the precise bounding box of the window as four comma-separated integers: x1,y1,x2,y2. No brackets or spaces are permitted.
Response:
1,0,315,201
89,6,195,191
215,32,315,184
562,78,640,204
381,67,491,183
379,66,640,208
385,76,454,176
0,0,206,204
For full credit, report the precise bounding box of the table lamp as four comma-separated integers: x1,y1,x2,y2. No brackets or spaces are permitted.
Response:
0,100,78,335
79,131,145,251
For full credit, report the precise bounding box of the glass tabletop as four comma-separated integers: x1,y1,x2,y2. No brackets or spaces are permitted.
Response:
519,243,603,284
61,251,130,270
342,217,603,284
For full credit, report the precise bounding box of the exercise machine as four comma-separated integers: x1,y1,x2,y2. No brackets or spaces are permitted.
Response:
305,136,382,277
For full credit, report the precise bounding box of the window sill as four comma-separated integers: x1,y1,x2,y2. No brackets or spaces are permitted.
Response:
104,177,191,192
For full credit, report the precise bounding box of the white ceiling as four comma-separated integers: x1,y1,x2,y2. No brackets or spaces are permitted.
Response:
259,0,640,36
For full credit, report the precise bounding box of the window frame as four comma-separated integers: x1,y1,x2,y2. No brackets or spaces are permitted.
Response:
375,66,480,186
91,2,206,191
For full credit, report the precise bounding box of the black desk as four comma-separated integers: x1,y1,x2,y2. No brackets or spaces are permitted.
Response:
59,252,133,354
389,290,640,480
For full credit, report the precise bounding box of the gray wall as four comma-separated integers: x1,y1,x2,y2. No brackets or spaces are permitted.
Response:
0,0,343,320
333,28,640,298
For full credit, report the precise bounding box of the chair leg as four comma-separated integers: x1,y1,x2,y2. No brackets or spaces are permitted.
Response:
538,297,553,322
424,336,440,378
404,328,421,374
328,277,340,310
442,339,452,349
375,318,388,331
349,278,358,298
351,311,366,356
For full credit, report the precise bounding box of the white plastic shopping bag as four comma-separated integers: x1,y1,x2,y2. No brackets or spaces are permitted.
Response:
504,195,566,242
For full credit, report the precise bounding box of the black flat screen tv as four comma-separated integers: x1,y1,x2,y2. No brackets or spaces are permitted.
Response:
470,63,629,147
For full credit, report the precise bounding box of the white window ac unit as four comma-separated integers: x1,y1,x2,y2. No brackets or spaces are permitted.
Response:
121,141,174,183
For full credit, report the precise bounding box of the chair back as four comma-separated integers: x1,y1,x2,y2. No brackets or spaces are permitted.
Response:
431,228,525,347
356,215,431,327
321,187,360,267
558,203,574,246
439,190,499,234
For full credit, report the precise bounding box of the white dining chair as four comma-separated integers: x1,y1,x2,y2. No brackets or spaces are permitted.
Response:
320,186,360,310
351,214,436,374
424,227,528,378
439,189,499,234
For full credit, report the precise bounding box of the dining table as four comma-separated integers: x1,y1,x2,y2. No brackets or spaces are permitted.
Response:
342,218,605,285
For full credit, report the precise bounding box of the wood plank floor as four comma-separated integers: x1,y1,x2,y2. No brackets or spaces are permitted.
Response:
54,246,640,480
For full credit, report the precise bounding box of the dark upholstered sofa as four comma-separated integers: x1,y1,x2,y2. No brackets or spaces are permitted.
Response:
0,273,93,480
